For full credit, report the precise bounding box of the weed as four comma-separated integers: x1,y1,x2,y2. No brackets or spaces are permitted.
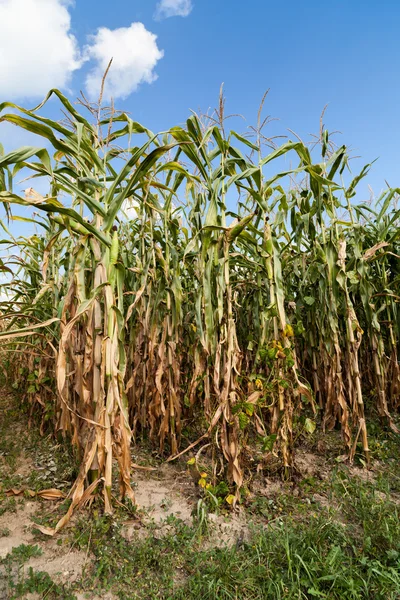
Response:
0,544,76,599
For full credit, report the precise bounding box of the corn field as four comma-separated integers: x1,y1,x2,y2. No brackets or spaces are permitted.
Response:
0,88,399,534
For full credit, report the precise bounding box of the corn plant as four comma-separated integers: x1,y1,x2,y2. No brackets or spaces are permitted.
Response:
0,89,399,530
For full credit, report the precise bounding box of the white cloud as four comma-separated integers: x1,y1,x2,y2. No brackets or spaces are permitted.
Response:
0,2,164,104
121,198,139,220
155,0,193,19
0,0,82,99
84,23,164,101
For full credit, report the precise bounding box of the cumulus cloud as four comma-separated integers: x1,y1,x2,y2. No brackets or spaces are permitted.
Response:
0,2,165,103
84,23,164,101
155,0,193,19
0,0,82,99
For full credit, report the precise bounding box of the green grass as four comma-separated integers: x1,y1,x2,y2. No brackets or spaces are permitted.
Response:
0,543,77,600
10,569,77,600
73,514,195,599
179,517,400,599
4,497,400,600
2,388,400,599
64,470,400,600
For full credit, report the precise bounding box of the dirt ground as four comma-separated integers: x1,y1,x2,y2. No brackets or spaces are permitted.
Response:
1,385,400,599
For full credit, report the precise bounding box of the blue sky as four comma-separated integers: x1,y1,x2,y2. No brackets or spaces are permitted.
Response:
0,0,400,227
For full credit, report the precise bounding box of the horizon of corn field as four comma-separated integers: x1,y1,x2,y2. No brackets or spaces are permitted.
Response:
0,84,399,534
